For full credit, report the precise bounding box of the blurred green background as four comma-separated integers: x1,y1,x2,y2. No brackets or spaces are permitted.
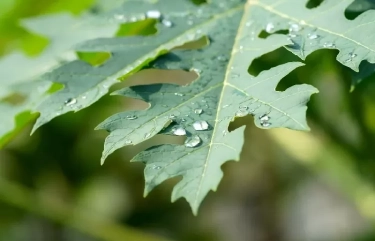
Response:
1,0,375,240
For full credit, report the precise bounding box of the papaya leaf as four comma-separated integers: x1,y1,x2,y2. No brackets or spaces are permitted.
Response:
0,13,119,145
98,0,318,214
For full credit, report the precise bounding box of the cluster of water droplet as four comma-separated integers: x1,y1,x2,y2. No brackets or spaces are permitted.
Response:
146,10,173,28
259,114,271,127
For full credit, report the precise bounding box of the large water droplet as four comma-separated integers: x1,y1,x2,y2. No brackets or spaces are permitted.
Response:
259,114,270,121
152,164,162,170
184,135,201,148
64,98,77,106
173,126,186,136
162,19,173,27
146,10,161,19
193,120,209,131
308,33,319,40
265,22,275,33
194,109,203,115
126,115,137,120
289,23,302,32
260,122,271,127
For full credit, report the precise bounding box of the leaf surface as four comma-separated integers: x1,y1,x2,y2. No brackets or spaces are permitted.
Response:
98,0,318,213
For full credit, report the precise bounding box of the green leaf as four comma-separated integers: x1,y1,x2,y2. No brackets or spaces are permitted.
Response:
31,0,210,132
261,0,375,72
98,0,318,214
0,12,119,144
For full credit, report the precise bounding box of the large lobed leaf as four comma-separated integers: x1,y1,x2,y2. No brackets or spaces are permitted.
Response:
98,0,375,213
1,0,375,213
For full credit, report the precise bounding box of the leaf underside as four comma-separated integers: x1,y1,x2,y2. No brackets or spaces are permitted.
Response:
1,0,375,213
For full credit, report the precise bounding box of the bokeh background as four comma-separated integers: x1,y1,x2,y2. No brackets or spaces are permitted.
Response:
1,0,375,240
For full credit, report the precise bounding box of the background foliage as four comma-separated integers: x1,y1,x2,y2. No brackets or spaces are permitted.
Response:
1,0,375,240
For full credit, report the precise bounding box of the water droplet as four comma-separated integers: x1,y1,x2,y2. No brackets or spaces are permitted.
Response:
162,104,168,107
173,126,186,136
169,114,177,120
181,118,186,122
162,19,173,27
260,122,271,127
222,104,230,109
222,130,228,136
125,140,133,145
217,55,227,61
259,114,270,121
308,33,319,40
194,109,203,115
146,10,161,19
114,14,125,20
265,22,275,33
81,96,87,100
323,42,335,48
184,135,201,148
64,98,77,106
235,110,248,117
289,23,302,32
152,165,162,170
288,33,297,38
245,21,251,27
187,20,194,25
350,53,357,58
192,68,202,74
174,92,184,97
125,115,137,120
130,16,138,22
193,120,209,131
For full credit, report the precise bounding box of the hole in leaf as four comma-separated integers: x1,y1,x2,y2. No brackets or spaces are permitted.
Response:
345,0,375,20
117,96,150,111
173,36,209,50
47,82,64,94
77,52,111,66
306,0,324,9
21,33,50,57
258,29,288,39
191,0,207,5
116,19,157,36
248,47,299,77
121,69,198,88
1,93,27,105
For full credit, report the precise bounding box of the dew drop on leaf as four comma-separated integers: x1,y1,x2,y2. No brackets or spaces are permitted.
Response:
260,122,271,127
184,135,201,148
194,109,203,115
144,133,151,139
173,126,186,136
125,140,133,144
193,120,209,131
64,98,77,106
162,19,173,27
308,33,319,40
126,115,137,120
265,22,274,33
323,42,336,48
152,165,162,170
174,92,184,96
259,114,270,121
146,10,161,19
